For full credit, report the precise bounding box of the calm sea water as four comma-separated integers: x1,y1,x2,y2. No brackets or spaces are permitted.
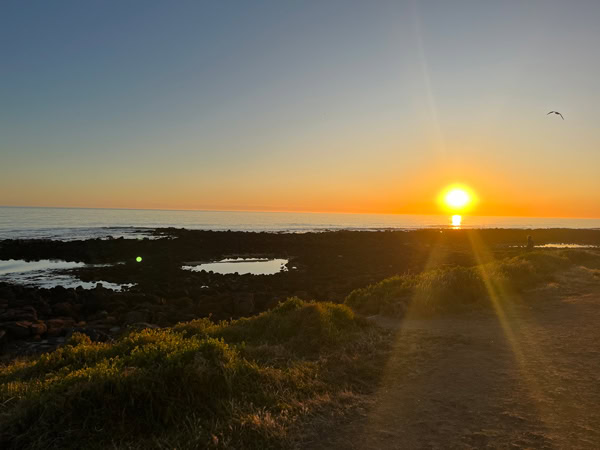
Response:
1,207,599,241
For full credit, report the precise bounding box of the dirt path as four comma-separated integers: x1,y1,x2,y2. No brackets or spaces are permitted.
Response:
302,267,600,449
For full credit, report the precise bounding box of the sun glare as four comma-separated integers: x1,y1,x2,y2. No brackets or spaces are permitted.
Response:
451,215,462,227
445,188,469,209
438,185,476,213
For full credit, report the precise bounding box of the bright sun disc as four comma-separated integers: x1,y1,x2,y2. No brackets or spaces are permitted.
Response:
445,188,470,209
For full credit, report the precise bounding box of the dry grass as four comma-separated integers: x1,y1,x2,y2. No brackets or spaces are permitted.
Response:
0,299,390,449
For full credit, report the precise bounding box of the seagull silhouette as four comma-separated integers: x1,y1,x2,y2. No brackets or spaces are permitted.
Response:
547,111,564,120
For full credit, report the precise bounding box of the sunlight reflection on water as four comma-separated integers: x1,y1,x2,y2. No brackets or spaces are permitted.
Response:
451,215,462,227
508,243,599,249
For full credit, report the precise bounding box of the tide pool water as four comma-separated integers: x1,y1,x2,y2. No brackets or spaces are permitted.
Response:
0,259,133,291
182,258,289,275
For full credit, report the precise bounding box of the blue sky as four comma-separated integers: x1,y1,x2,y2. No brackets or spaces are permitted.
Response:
2,1,599,216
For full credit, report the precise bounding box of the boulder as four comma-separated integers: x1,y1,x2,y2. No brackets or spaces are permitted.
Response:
46,317,77,337
46,317,76,329
4,321,32,339
29,321,47,336
0,306,37,322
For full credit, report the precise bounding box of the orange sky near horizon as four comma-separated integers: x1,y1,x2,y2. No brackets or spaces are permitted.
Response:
2,126,600,218
3,151,599,218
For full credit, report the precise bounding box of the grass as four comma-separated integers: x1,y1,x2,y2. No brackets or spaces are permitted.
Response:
0,299,389,449
3,249,597,449
345,250,593,317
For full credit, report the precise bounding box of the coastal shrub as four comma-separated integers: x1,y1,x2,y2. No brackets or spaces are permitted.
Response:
172,316,218,338
414,266,486,313
562,249,600,269
345,274,415,316
0,299,385,449
174,297,365,355
346,266,486,317
217,298,364,354
488,251,574,291
345,250,584,317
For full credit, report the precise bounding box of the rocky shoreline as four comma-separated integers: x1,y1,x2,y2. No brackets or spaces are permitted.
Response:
1,228,599,359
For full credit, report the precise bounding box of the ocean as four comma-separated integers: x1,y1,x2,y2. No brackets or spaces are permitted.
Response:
1,207,599,241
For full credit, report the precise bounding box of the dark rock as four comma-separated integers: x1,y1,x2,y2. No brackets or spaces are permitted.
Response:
36,300,52,316
46,317,76,337
0,286,16,300
29,321,47,336
66,327,113,343
154,312,169,326
128,322,159,330
174,297,193,308
4,321,32,339
233,293,254,316
88,310,109,322
52,302,75,317
46,317,76,329
124,310,151,324
0,306,37,322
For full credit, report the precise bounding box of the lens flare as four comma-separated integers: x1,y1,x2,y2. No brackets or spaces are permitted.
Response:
136,256,142,262
451,215,462,227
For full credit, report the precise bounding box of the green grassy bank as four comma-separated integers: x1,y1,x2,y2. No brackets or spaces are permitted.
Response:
345,249,599,317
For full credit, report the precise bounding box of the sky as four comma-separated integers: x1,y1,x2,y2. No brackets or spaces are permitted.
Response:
1,0,600,217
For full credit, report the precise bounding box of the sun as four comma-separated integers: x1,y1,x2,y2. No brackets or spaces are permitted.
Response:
445,188,470,209
438,185,476,213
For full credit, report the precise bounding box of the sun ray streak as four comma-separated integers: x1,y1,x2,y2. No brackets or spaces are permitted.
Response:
411,2,446,156
466,231,556,428
353,232,451,437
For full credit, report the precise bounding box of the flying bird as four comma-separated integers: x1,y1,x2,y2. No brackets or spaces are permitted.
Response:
547,111,564,120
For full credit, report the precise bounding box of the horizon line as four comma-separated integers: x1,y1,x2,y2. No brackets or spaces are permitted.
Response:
1,204,600,221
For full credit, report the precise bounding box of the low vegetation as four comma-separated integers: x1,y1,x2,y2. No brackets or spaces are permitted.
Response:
345,249,597,317
3,249,598,449
0,299,390,449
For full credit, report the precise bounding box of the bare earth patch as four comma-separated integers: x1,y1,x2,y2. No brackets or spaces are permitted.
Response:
297,267,600,449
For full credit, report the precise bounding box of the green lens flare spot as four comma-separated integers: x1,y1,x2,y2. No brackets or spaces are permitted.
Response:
136,256,142,263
